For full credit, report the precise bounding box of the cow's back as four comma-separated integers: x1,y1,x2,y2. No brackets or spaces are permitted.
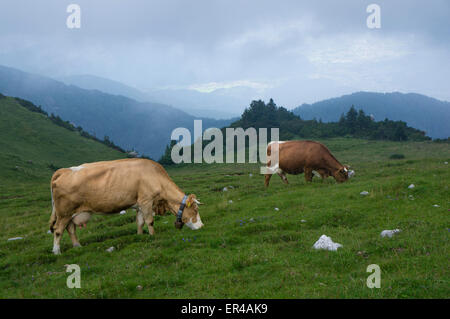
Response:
51,159,165,214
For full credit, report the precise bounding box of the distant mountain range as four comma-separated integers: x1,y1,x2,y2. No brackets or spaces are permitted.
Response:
292,92,450,139
59,74,245,119
0,65,233,158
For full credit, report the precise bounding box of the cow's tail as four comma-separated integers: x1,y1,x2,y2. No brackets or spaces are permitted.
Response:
49,183,57,233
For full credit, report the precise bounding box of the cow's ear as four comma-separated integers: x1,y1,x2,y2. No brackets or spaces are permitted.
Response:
186,194,196,208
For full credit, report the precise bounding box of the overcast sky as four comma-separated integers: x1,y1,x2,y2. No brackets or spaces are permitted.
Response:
0,0,449,109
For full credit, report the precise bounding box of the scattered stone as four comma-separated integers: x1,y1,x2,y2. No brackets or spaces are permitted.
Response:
119,210,126,215
301,219,307,223
444,162,448,165
360,191,369,196
408,184,415,189
380,229,401,238
7,237,23,241
357,251,368,258
228,200,233,204
249,218,255,222
312,235,342,251
136,285,143,291
106,246,115,253
229,185,234,189
274,207,279,211
433,204,440,207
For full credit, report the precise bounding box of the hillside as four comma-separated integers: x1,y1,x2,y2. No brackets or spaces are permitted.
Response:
1,138,449,298
0,95,125,181
292,92,450,139
0,65,233,158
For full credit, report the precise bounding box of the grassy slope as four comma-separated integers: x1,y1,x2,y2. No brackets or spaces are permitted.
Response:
0,96,125,184
0,127,449,297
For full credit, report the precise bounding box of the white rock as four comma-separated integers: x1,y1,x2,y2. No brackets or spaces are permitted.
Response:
433,204,440,207
313,235,342,251
360,191,369,196
119,210,126,215
274,207,279,211
7,237,23,241
444,162,448,165
106,246,115,252
249,173,253,177
301,219,307,223
228,200,233,204
223,187,228,192
380,229,401,238
408,184,415,189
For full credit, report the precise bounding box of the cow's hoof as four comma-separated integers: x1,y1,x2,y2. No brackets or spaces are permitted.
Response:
53,249,61,255
73,243,82,248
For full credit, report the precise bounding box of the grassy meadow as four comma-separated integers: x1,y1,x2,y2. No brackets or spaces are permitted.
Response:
0,136,449,298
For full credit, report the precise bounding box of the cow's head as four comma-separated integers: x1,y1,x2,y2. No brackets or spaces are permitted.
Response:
175,194,204,230
333,166,349,183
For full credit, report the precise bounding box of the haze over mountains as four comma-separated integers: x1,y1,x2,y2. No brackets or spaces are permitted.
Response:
1,64,448,162
59,74,247,119
0,65,232,158
60,73,450,139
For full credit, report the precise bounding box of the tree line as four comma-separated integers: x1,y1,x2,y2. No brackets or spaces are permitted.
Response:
159,99,431,165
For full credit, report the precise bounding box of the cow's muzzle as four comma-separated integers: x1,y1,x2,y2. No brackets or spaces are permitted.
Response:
174,220,184,229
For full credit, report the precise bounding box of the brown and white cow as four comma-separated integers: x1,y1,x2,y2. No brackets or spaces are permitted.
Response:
49,158,203,254
264,140,354,187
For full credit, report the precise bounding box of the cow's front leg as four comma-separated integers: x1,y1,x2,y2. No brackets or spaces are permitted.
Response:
277,171,289,184
136,209,145,235
141,205,155,236
66,221,81,247
264,174,272,187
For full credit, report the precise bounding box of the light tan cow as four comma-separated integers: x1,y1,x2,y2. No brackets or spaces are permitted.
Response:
49,158,203,254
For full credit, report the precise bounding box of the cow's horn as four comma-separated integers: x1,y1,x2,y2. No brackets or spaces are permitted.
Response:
194,199,203,205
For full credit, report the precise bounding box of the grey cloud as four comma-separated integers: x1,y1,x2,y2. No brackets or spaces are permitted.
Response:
0,0,449,108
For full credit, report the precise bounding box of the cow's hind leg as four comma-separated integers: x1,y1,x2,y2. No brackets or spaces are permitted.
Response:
304,168,313,182
136,209,145,235
66,221,81,247
52,216,71,254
